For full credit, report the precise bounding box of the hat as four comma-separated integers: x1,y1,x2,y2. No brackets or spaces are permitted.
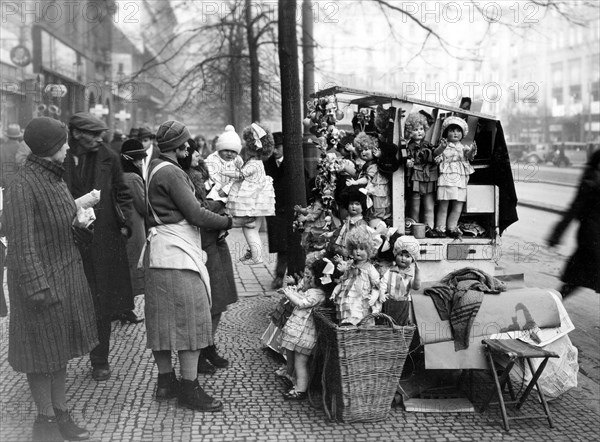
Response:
120,139,147,160
112,130,124,140
5,123,24,139
69,112,108,132
393,235,420,262
128,127,139,139
442,116,468,137
273,131,284,146
215,125,242,153
156,120,190,152
137,126,155,140
23,117,68,157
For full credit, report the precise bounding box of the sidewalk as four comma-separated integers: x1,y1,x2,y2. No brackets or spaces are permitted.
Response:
1,229,599,441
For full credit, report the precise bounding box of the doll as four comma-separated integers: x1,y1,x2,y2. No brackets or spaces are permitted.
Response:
293,192,333,252
404,112,438,233
325,185,368,258
280,258,335,400
226,122,276,264
330,225,381,326
433,116,477,238
380,236,421,326
347,132,391,221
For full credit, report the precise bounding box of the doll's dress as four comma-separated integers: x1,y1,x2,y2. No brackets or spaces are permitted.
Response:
408,139,438,195
332,262,380,326
299,201,331,251
362,161,391,220
381,266,414,326
227,158,275,216
329,215,367,257
437,142,474,202
281,287,326,355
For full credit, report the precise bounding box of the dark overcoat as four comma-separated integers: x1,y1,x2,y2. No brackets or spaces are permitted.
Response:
263,156,287,253
4,156,98,373
63,144,134,316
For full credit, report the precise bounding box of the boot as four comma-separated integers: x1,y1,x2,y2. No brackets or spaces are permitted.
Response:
178,378,223,412
32,415,63,442
53,408,90,441
202,345,229,369
197,356,217,375
155,370,179,400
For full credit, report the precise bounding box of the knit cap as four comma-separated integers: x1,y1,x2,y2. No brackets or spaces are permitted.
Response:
24,117,68,157
156,120,190,152
215,125,242,153
393,235,421,262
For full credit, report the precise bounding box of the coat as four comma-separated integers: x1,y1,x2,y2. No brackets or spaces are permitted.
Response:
63,144,134,316
4,155,98,373
123,171,146,296
264,155,287,253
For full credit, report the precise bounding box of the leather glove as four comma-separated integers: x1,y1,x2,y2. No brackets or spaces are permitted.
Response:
28,289,55,312
72,225,94,248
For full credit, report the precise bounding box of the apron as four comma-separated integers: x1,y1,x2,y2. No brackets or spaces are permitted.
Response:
138,161,212,303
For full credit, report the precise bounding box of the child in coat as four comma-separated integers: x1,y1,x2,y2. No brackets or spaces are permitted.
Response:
226,123,276,264
205,125,244,205
280,258,335,400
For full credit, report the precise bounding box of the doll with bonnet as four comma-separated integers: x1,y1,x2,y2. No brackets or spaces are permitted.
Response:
433,116,477,238
226,122,276,264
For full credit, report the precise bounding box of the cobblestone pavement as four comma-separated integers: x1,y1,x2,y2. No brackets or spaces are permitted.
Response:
1,230,599,441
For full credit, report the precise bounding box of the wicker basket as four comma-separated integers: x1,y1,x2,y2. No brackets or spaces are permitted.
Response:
313,308,415,423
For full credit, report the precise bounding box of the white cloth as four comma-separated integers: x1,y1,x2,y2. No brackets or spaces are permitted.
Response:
204,151,244,203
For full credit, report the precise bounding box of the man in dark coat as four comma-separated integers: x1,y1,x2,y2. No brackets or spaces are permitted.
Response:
63,112,134,381
264,132,287,289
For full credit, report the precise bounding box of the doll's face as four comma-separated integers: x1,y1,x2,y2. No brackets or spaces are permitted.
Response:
446,127,463,143
303,267,316,288
347,201,363,217
395,250,413,269
360,147,373,161
409,124,425,142
351,246,369,264
218,149,238,161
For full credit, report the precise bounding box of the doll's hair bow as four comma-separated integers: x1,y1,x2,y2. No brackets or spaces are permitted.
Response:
251,123,267,150
320,258,335,285
358,186,373,209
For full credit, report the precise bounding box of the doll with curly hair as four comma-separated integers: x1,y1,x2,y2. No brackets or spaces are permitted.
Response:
330,225,381,326
404,112,438,233
226,122,276,264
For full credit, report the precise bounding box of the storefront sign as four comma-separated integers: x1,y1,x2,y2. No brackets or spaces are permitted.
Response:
10,45,32,67
44,84,68,98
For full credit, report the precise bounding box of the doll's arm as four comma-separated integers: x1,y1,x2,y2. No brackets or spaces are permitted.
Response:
221,169,243,179
330,283,341,301
346,176,368,186
433,138,448,157
465,141,478,161
410,262,421,291
367,267,381,305
379,271,390,303
292,289,324,309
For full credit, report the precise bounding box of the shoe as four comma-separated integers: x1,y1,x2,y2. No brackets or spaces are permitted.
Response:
53,408,90,441
425,226,436,238
282,388,307,400
197,357,217,375
156,370,180,400
447,228,462,239
118,310,144,324
32,415,63,442
430,228,446,238
240,257,263,265
178,378,224,412
271,276,284,290
202,345,229,369
92,367,111,381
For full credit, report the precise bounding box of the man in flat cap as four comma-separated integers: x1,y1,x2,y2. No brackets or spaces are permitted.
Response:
63,112,135,381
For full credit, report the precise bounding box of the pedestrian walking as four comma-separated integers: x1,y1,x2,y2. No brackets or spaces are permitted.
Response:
4,117,97,441
547,150,600,298
143,120,245,412
63,112,135,381
178,139,238,374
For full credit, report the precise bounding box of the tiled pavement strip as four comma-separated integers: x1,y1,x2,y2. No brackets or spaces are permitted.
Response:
1,228,599,441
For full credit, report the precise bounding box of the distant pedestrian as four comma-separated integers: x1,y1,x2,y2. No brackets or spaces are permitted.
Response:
4,117,97,441
63,112,135,381
547,150,600,298
178,139,238,375
144,120,245,412
137,126,159,180
109,129,125,155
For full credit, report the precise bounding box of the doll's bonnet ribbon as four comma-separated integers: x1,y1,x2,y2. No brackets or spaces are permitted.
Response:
251,123,267,149
320,257,335,285
358,187,373,209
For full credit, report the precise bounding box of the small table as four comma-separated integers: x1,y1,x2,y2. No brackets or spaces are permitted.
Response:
480,339,559,431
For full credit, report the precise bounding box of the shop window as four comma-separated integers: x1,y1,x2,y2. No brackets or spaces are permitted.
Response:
591,81,600,103
569,85,581,103
552,87,563,106
551,62,563,86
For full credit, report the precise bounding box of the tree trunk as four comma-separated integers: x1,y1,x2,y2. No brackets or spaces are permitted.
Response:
246,0,260,122
278,0,306,275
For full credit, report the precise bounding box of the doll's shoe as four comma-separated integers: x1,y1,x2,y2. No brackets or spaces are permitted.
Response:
430,228,446,238
282,388,307,400
425,226,436,238
447,228,463,239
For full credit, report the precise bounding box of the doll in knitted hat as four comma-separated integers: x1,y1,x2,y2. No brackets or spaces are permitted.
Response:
225,122,276,265
432,116,477,238
379,235,421,326
205,125,244,205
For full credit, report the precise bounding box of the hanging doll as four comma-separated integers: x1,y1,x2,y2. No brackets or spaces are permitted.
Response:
347,132,392,222
330,225,381,326
293,189,333,252
433,116,477,238
324,185,368,258
380,236,421,326
404,112,438,234
226,122,276,264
